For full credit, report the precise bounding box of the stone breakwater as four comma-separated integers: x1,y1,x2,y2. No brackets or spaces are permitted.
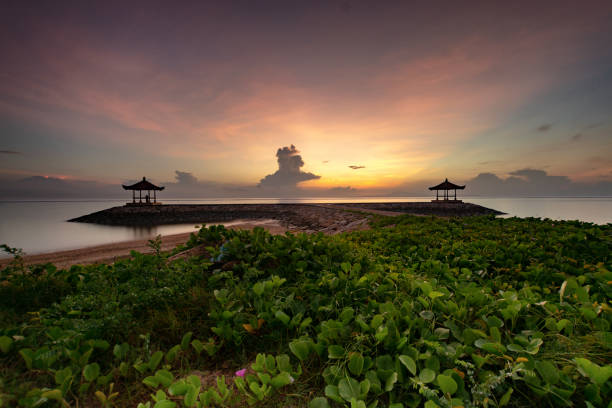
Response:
68,202,503,234
329,202,504,217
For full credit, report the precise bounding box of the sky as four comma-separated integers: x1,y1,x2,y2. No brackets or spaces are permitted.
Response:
1,0,611,198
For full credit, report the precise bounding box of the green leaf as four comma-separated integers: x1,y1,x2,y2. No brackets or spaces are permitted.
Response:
524,338,543,355
258,372,271,385
155,389,168,401
385,372,398,392
339,307,355,323
289,339,311,361
360,379,370,397
184,384,199,407
574,358,612,386
0,336,13,353
507,343,524,353
252,353,266,371
499,387,513,406
191,339,204,355
91,339,110,350
168,380,189,396
419,368,436,383
275,310,290,325
365,371,381,394
428,291,444,299
83,363,100,382
419,310,434,320
155,369,174,387
398,355,417,375
325,385,343,403
149,351,164,370
328,345,345,359
181,332,193,351
54,367,72,385
253,282,265,296
370,314,384,329
485,315,504,328
217,375,229,396
350,398,367,408
143,376,160,388
154,400,176,408
474,339,505,355
348,353,365,376
19,348,33,369
310,397,330,408
113,343,129,360
276,354,292,373
338,377,361,401
265,354,276,372
437,374,457,395
271,372,293,388
97,372,112,386
556,319,571,333
41,389,63,401
535,360,559,385
165,345,181,363
374,326,389,342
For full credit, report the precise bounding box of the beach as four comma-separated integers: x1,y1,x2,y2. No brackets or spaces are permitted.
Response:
0,220,292,269
1,201,502,268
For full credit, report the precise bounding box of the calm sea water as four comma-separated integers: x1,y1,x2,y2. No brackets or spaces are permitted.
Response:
0,197,610,257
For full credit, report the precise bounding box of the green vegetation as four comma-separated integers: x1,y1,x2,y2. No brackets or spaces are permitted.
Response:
1,215,611,407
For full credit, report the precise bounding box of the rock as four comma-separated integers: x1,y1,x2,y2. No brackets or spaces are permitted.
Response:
68,202,503,233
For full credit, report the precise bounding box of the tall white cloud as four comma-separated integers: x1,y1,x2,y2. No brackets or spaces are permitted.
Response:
258,145,320,188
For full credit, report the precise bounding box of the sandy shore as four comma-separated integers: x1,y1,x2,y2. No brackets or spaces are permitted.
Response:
1,201,502,269
0,220,291,269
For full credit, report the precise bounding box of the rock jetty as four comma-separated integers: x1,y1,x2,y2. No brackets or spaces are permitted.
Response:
69,202,503,234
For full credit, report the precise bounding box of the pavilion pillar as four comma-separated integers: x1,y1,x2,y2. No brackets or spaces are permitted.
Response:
139,189,142,203
132,190,135,203
154,190,156,203
436,190,438,201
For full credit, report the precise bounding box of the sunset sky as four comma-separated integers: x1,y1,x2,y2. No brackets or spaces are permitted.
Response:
1,1,611,196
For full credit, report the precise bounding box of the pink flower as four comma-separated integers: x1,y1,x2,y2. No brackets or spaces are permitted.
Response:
235,368,247,377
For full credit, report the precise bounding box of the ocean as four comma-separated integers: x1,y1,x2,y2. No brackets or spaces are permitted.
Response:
0,197,610,257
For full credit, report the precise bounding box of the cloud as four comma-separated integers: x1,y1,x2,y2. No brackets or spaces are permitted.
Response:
348,165,365,170
0,176,119,199
258,145,320,188
162,171,251,198
571,133,583,141
467,168,611,196
2,165,611,199
0,150,21,155
585,122,604,129
174,170,198,185
536,124,552,132
327,186,358,194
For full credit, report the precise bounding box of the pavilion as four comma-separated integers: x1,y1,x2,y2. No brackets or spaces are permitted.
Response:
429,178,465,202
122,177,164,205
